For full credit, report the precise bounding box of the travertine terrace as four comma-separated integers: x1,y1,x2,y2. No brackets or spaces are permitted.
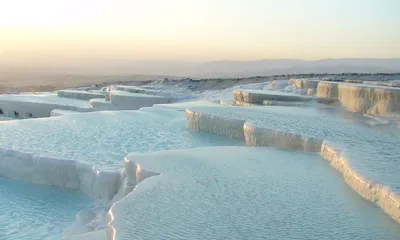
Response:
0,77,399,239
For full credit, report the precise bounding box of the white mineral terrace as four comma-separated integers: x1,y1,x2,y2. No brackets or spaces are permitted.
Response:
289,78,320,89
185,105,400,224
316,81,400,114
108,85,172,96
50,109,83,116
0,116,14,121
108,147,400,240
233,89,314,104
0,79,400,239
107,90,174,110
89,98,119,110
57,90,105,100
233,79,400,115
0,93,93,118
0,87,177,118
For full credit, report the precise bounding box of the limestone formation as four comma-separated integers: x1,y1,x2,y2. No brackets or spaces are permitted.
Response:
291,78,320,89
338,84,400,114
316,81,339,103
316,82,400,114
307,88,315,96
233,89,313,104
185,108,400,224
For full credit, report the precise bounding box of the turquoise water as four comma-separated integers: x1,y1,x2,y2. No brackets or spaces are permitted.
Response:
112,147,400,240
0,177,93,240
0,108,242,168
187,105,400,194
0,89,399,240
0,94,90,108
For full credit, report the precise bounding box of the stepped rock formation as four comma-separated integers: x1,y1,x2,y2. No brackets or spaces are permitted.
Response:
290,78,320,89
108,90,173,110
316,81,400,114
185,107,400,224
338,83,400,114
233,89,313,104
57,90,105,100
316,81,339,103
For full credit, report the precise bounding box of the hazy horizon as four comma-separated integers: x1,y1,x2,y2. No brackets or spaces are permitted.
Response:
2,54,400,89
2,0,400,82
2,55,400,78
1,0,399,61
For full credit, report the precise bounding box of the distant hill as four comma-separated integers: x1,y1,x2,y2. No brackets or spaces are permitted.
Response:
1,51,400,78
191,59,400,77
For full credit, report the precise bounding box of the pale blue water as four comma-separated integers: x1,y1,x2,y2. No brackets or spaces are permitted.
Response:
110,90,164,97
187,105,400,194
0,108,242,168
240,89,314,98
0,91,399,240
0,177,93,240
111,85,168,96
0,94,90,108
113,147,400,239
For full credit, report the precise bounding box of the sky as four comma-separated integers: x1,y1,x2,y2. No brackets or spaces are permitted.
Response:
0,0,399,61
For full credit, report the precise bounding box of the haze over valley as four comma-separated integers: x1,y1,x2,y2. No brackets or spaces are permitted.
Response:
2,51,400,89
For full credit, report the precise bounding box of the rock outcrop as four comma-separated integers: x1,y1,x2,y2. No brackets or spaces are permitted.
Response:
316,81,400,114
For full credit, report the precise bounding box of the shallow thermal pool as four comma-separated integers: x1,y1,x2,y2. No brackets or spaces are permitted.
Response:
0,116,15,121
0,94,90,108
110,147,400,240
0,177,93,240
0,108,242,168
187,104,400,194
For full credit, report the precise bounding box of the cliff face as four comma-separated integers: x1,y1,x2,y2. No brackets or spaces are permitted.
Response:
316,82,400,114
233,89,313,104
316,82,339,103
290,78,320,89
337,84,400,115
185,107,400,224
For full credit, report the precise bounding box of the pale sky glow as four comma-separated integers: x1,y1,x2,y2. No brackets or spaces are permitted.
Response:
0,0,399,60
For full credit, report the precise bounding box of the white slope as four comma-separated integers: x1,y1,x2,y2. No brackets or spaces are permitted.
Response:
185,104,400,223
108,147,400,240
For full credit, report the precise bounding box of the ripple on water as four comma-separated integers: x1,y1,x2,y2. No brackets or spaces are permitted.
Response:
0,109,242,169
0,178,93,240
111,147,400,240
187,105,400,194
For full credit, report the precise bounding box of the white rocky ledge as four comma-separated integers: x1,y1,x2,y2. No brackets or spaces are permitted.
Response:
108,91,174,110
57,90,105,100
233,89,313,104
289,78,320,89
89,99,118,110
109,85,171,96
185,108,400,224
317,81,400,114
0,99,93,118
0,148,120,200
51,109,83,116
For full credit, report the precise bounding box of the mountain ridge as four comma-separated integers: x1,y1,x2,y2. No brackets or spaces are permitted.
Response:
1,51,400,78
